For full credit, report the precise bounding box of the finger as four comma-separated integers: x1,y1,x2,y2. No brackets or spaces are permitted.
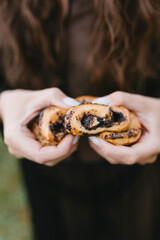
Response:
38,135,78,164
21,88,79,125
138,155,158,165
88,137,126,164
8,134,79,164
131,133,160,159
4,126,37,146
92,91,154,113
44,142,78,167
88,136,156,165
34,88,79,109
14,133,76,164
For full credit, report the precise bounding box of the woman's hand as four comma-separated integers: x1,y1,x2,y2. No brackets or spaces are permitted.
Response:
0,88,79,166
89,91,160,165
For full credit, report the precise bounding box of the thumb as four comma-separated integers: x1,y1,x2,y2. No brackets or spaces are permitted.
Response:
92,91,151,112
32,88,79,110
21,88,79,125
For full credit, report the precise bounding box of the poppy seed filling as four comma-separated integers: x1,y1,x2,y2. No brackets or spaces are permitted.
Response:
81,111,126,130
49,121,65,132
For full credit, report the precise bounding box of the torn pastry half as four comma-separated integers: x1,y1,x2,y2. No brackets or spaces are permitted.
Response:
64,104,130,136
99,112,142,145
30,95,142,146
30,107,67,146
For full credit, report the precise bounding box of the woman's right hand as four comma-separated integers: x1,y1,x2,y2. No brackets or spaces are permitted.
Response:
0,88,79,166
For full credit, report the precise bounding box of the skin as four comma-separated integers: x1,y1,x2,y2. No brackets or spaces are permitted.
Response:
58,0,160,165
89,91,160,165
0,2,159,166
0,1,72,167
0,88,79,167
0,89,160,166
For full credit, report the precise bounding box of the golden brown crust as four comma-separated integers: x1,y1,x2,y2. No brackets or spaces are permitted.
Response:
75,95,97,103
39,106,67,145
107,106,130,132
64,104,111,136
31,95,142,146
64,104,130,136
30,118,54,146
99,112,142,145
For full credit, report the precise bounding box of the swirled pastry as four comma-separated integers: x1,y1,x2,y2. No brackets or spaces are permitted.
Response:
31,95,142,146
30,118,53,146
39,107,67,145
99,112,142,145
64,104,130,136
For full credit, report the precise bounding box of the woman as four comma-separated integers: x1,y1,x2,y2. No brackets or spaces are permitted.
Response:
0,0,160,239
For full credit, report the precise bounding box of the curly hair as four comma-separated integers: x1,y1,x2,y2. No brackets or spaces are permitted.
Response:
0,0,160,91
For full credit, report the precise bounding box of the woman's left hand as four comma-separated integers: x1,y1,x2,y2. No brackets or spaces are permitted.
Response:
88,91,160,165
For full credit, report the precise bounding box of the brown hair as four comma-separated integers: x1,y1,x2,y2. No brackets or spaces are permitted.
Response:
89,0,160,91
0,0,160,91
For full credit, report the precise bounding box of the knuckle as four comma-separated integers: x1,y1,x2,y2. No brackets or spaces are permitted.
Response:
8,147,14,155
4,131,12,145
4,136,9,145
99,146,110,159
112,91,125,104
103,151,108,159
63,146,71,156
32,152,45,165
4,126,18,145
37,156,46,165
60,142,72,156
41,87,62,98
45,161,57,167
51,87,62,95
101,147,108,157
125,155,137,165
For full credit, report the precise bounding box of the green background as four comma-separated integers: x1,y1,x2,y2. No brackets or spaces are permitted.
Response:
0,135,33,240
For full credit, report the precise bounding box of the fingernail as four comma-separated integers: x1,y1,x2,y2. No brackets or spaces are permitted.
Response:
73,136,80,145
63,97,80,106
92,96,112,105
88,136,100,146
